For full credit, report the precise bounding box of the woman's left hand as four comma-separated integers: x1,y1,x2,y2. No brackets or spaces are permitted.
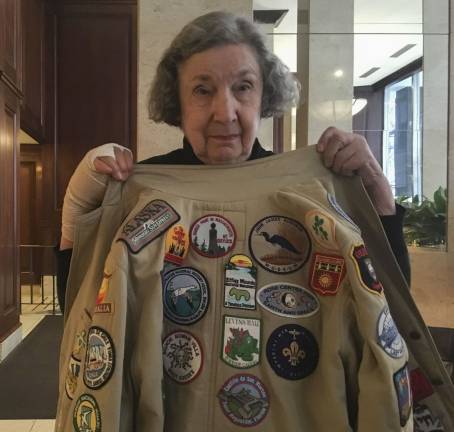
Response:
316,126,396,215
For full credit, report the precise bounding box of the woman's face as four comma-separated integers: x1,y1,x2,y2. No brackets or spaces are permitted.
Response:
178,44,263,165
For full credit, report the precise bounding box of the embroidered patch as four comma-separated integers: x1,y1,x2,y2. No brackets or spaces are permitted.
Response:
410,368,434,403
118,199,180,253
96,273,111,306
73,394,101,432
414,404,445,431
305,209,338,251
309,253,346,295
190,214,236,258
224,254,257,310
266,324,319,380
83,327,115,390
72,329,87,360
377,306,404,358
162,267,209,325
65,355,81,400
94,303,114,314
327,192,361,232
394,364,412,427
257,283,319,318
162,331,203,384
249,215,311,274
350,244,384,295
218,374,269,427
221,316,261,369
165,224,189,266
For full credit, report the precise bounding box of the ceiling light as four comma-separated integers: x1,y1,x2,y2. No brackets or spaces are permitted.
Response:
334,69,344,78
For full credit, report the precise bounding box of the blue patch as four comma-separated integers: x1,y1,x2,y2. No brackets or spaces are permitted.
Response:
327,193,361,232
257,283,319,318
266,324,318,380
394,364,412,427
377,306,405,358
162,267,209,325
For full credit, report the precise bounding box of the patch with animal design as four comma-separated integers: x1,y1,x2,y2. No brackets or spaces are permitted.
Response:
309,253,346,295
164,224,189,266
305,209,338,250
224,254,257,310
222,315,261,369
162,267,209,325
249,215,311,274
350,244,384,295
73,394,101,432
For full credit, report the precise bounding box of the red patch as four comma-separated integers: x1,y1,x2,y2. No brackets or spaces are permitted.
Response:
410,368,434,403
309,253,346,295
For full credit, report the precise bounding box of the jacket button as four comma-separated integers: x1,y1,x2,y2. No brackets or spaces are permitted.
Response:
409,330,421,340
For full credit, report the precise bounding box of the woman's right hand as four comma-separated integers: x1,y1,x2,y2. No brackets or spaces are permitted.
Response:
92,144,134,181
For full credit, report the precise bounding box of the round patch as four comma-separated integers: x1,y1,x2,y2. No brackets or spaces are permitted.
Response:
249,215,311,274
257,283,319,318
162,267,209,325
377,306,405,358
162,331,203,384
83,327,115,389
266,324,319,380
217,374,269,427
305,209,338,251
190,214,236,258
73,393,101,432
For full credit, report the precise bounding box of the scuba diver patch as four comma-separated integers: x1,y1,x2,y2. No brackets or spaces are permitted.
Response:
73,394,101,432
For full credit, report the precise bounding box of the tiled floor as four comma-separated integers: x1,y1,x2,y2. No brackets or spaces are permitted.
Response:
0,420,55,432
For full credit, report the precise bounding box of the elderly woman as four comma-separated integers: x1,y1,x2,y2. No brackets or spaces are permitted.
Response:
56,11,417,432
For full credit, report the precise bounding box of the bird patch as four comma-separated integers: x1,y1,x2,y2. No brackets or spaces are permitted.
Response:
377,305,405,358
73,394,101,432
249,215,311,274
164,224,189,266
118,200,180,253
162,267,209,325
190,214,236,258
394,364,412,427
309,253,346,295
350,244,384,295
224,254,257,310
305,209,338,251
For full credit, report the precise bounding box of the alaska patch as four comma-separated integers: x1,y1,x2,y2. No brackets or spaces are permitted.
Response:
190,214,236,258
162,267,209,325
222,316,261,369
163,331,203,384
224,254,257,310
165,224,189,266
410,368,434,403
309,253,346,295
249,215,311,274
414,404,445,431
218,374,269,427
118,199,180,253
73,394,101,432
266,324,319,380
327,192,361,232
65,355,81,400
305,209,338,251
257,283,319,318
83,327,115,390
350,244,384,295
394,364,412,427
377,306,405,358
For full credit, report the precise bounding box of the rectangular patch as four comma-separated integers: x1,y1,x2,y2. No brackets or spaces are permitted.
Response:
95,303,114,314
118,200,180,253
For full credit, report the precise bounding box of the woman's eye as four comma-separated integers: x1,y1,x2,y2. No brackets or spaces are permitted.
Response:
193,86,211,96
236,82,253,92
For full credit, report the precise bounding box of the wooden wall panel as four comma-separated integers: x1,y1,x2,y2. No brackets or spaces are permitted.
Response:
1,0,21,89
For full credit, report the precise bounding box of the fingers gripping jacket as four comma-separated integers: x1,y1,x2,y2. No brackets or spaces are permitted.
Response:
61,143,131,242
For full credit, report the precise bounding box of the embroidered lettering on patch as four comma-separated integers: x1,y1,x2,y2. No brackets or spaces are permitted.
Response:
165,224,189,266
118,200,180,253
257,283,319,318
413,404,445,431
94,303,114,314
224,254,257,310
305,209,338,251
73,394,101,432
377,306,405,358
162,331,203,384
83,327,115,390
249,215,311,274
221,315,261,369
350,244,384,295
309,253,346,295
394,364,412,427
218,374,269,427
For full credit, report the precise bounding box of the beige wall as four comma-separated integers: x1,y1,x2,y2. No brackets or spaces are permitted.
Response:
137,0,252,161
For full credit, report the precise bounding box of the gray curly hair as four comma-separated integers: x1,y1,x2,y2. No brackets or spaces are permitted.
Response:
148,11,300,127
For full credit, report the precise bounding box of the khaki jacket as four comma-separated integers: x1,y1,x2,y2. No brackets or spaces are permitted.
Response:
55,146,454,432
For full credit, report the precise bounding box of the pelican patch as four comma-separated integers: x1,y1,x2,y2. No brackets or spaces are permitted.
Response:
305,209,338,251
394,364,412,427
414,404,445,431
218,374,269,427
224,254,257,310
222,316,261,369
309,253,346,295
257,283,319,318
164,224,189,266
190,214,236,258
377,306,405,358
249,215,311,274
327,193,361,232
162,267,209,325
351,244,384,295
118,199,180,253
84,327,115,389
73,394,101,432
65,355,81,400
266,324,319,380
163,331,203,384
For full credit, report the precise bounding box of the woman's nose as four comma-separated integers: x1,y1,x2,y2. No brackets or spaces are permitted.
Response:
212,90,237,123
